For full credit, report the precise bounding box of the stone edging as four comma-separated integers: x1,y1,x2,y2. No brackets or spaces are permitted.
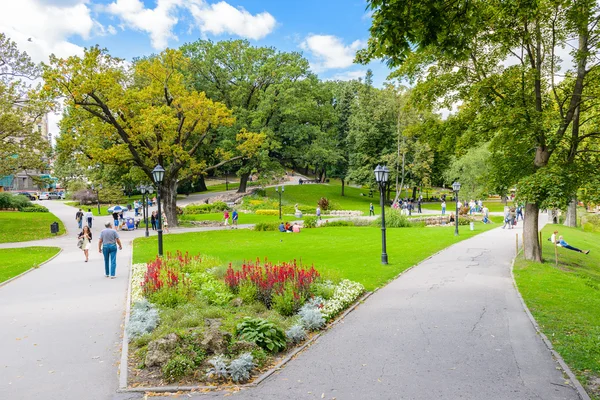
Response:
0,248,63,289
509,256,591,400
118,241,135,390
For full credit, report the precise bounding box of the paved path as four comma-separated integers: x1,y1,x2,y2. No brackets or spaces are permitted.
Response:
143,216,578,400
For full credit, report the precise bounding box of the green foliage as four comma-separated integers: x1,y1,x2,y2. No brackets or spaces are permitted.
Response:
303,216,318,228
0,193,32,211
322,220,356,227
184,202,228,215
0,212,65,243
317,197,330,211
198,277,233,306
253,222,280,231
238,283,258,303
250,347,268,369
310,281,337,300
444,144,491,200
374,209,412,228
20,205,49,212
255,209,279,216
0,247,60,283
272,285,305,317
162,355,195,383
235,317,286,353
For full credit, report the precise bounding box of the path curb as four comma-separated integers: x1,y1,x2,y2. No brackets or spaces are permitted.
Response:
510,256,591,400
0,247,63,289
118,240,135,390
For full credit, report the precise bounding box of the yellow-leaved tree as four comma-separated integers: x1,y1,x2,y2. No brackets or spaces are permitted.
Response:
44,47,262,225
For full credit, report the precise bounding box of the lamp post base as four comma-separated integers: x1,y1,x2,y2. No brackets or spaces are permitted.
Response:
381,253,388,265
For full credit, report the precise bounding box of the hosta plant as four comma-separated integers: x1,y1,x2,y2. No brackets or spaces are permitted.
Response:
236,317,286,353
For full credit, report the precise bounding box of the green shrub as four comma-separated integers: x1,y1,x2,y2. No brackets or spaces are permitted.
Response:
254,188,267,197
322,220,354,227
281,205,315,214
317,197,330,211
21,205,49,212
256,209,279,216
303,216,318,228
238,283,257,303
310,281,336,300
162,355,195,382
148,286,190,307
0,193,32,210
236,317,287,353
184,201,228,215
250,347,268,369
272,285,305,317
254,222,280,231
374,209,411,228
199,278,233,306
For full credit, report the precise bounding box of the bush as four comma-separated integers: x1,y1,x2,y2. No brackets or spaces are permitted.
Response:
310,281,336,300
127,300,159,341
238,283,257,303
21,205,49,212
254,222,280,231
236,317,287,353
317,197,330,211
207,355,229,380
0,193,32,210
256,209,279,216
162,355,195,382
228,353,254,383
199,278,233,306
298,307,325,331
184,201,228,215
285,324,307,345
72,189,97,205
321,220,354,227
250,347,268,369
142,254,193,307
374,209,411,228
303,216,318,228
272,284,305,316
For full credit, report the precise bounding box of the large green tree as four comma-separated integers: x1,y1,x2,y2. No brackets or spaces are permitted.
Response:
44,47,256,225
360,0,600,261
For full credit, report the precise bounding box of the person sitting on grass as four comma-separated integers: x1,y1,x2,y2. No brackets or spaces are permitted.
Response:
292,223,301,233
558,235,590,254
278,222,286,233
285,222,292,232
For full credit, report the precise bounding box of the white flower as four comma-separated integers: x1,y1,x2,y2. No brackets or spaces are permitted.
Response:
321,280,364,320
130,263,147,303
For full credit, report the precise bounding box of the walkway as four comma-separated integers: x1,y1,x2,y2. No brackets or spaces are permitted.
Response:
145,216,578,400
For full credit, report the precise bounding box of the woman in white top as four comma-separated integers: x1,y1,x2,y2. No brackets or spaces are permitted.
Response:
78,225,92,262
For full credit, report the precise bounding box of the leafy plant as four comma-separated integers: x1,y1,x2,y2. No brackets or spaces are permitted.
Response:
254,222,280,231
0,193,32,211
127,300,159,341
236,317,286,353
184,201,228,215
298,306,325,331
228,353,254,383
255,209,279,216
162,355,195,382
20,205,49,212
374,209,412,228
303,216,318,228
285,324,307,345
199,278,233,306
272,284,305,316
207,355,229,379
317,197,330,211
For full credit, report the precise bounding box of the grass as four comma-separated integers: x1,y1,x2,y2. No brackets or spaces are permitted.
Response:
134,217,502,291
0,212,66,243
514,225,600,399
0,247,61,283
180,212,293,224
264,184,376,213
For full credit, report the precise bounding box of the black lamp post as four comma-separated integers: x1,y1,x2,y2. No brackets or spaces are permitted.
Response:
275,185,284,220
374,165,389,265
152,165,165,256
452,181,461,236
91,183,102,215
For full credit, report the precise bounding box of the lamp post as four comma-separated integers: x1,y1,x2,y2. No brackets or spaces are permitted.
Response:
374,165,389,265
152,165,165,256
452,181,461,236
275,185,284,220
91,184,102,215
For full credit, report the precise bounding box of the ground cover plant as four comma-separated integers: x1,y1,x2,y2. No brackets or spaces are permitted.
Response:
0,212,66,243
0,247,61,283
514,226,600,399
127,251,365,387
134,217,502,291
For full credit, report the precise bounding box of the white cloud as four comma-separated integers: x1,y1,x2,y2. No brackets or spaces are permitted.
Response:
187,1,276,40
106,0,182,50
300,34,364,72
327,70,367,81
0,0,95,62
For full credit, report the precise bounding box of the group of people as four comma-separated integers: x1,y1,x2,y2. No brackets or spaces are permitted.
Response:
279,221,301,233
223,209,239,228
502,205,524,229
75,208,94,229
391,196,423,216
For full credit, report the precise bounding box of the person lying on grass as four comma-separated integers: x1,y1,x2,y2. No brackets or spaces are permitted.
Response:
557,235,590,254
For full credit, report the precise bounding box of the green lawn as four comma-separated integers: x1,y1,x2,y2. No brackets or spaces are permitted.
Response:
134,218,501,291
264,184,376,213
514,226,600,399
0,247,61,283
0,212,66,243
64,201,112,216
180,212,294,224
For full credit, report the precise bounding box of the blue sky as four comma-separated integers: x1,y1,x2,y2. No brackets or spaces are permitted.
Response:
0,0,391,86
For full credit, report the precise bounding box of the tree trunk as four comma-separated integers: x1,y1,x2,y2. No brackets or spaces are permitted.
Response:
237,173,250,193
341,178,345,196
523,203,542,262
196,175,208,192
161,178,178,227
564,198,577,227
411,186,417,200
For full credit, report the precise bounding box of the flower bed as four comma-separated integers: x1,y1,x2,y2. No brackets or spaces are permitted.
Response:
126,252,364,388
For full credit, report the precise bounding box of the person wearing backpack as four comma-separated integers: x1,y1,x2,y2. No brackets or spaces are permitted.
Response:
75,209,84,229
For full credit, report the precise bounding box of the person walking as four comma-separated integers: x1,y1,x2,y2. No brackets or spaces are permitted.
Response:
151,211,157,231
441,201,446,215
232,210,238,229
316,205,322,220
162,212,169,233
84,208,94,228
78,225,92,262
369,203,375,216
417,196,422,214
98,222,122,278
112,209,120,231
223,209,230,226
75,209,84,229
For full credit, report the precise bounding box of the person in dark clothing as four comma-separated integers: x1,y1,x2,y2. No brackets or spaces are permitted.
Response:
151,211,157,230
417,196,422,214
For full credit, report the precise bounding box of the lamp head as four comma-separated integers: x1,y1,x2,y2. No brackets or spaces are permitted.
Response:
140,185,146,194
152,164,165,184
452,181,461,192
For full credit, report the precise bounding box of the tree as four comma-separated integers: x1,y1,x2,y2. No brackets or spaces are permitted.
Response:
359,0,600,261
443,144,491,200
0,33,50,177
44,47,255,226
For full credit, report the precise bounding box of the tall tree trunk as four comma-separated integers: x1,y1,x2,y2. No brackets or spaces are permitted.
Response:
341,178,345,197
523,203,542,262
161,178,178,227
411,186,417,200
564,198,577,227
237,173,250,193
196,175,208,192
